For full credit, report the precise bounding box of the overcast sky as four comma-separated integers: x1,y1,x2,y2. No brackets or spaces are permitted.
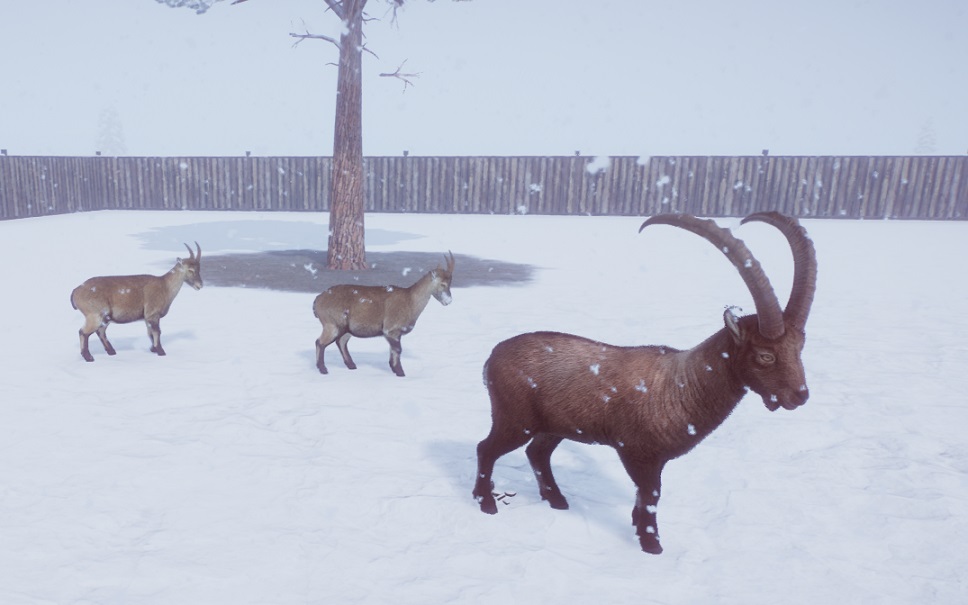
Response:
2,0,965,157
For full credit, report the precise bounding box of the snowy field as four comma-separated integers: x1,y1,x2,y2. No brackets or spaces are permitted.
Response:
1,210,966,604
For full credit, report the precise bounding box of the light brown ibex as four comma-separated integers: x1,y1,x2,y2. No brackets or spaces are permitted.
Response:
473,213,817,554
313,252,455,376
70,242,203,361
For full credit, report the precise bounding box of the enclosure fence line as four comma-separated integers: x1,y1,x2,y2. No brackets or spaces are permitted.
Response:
1,155,965,220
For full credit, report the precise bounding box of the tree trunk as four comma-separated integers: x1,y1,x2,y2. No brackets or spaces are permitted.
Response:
328,0,367,270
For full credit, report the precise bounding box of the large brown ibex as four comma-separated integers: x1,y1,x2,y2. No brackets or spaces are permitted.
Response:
70,243,203,361
473,213,817,554
312,252,455,376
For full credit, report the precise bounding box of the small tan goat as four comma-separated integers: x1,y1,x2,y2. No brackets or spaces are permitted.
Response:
70,242,203,361
312,252,455,376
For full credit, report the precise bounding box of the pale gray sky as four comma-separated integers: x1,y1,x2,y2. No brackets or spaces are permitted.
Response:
1,0,965,157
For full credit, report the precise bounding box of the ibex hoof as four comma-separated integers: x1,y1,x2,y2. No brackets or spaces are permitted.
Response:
544,494,569,510
639,535,663,555
478,498,498,515
82,352,94,362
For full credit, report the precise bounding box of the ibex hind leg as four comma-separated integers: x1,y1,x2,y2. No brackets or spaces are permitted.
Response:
386,334,405,377
336,332,356,370
315,323,339,374
78,329,95,362
78,314,106,362
525,434,569,510
95,324,116,356
473,427,531,514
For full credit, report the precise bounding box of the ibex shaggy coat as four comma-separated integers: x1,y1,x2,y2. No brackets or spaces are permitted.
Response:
70,243,203,361
473,213,817,554
313,252,455,376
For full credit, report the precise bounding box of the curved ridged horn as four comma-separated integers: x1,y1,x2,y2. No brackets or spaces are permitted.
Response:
183,242,201,261
640,214,785,339
741,212,816,331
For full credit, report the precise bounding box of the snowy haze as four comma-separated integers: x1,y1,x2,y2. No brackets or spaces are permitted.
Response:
2,0,967,157
2,210,967,603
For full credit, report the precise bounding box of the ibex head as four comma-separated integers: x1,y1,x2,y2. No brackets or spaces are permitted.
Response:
179,242,203,290
640,212,817,412
431,251,456,306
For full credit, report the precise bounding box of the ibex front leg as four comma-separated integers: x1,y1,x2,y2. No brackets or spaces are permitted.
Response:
145,318,165,356
619,454,665,554
385,331,405,377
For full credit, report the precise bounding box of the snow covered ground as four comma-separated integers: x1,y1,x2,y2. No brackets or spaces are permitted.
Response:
1,210,966,604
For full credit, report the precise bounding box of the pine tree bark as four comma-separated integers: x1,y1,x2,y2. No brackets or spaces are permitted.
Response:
328,0,368,270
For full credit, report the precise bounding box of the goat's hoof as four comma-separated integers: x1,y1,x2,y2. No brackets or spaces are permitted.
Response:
317,365,328,375
82,353,94,362
638,536,663,555
478,498,498,515
105,348,117,356
544,494,569,510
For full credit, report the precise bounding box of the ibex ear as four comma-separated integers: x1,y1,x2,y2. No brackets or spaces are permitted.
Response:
724,307,745,345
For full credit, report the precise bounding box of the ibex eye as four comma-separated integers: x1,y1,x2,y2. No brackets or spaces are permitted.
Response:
758,352,776,364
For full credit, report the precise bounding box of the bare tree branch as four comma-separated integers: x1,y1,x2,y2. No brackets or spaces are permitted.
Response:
289,25,380,61
322,0,346,20
379,60,421,91
290,30,342,49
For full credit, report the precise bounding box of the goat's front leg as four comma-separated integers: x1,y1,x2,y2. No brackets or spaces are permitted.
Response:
145,318,165,356
619,452,665,554
385,332,405,377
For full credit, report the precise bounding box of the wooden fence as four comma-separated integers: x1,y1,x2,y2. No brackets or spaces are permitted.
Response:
1,155,965,220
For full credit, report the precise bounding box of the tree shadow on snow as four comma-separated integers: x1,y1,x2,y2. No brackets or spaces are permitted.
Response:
201,250,535,293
